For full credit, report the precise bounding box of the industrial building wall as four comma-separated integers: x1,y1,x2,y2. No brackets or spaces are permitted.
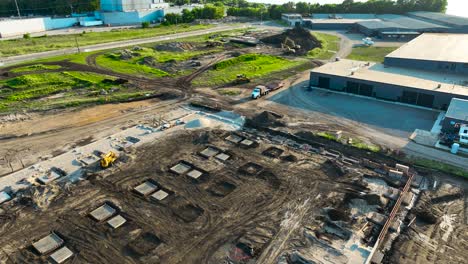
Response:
101,11,141,25
43,17,78,30
310,23,355,30
0,18,46,38
309,72,468,109
124,0,154,11
101,0,155,12
101,0,120,12
138,9,164,23
384,57,468,75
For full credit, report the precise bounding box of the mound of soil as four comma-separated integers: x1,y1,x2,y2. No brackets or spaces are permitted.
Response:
246,111,285,128
154,42,194,52
261,27,322,56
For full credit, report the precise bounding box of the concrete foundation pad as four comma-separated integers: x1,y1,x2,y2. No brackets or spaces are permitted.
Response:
151,190,169,201
200,147,220,158
187,169,203,180
134,181,158,196
90,203,116,222
215,153,230,161
170,163,192,175
107,215,127,229
50,246,73,264
79,155,100,166
225,134,243,144
37,170,62,185
240,139,254,147
32,233,64,255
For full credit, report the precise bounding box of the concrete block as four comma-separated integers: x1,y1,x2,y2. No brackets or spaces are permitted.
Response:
151,190,169,201
90,203,116,222
187,170,203,180
50,247,73,264
215,153,230,161
107,215,127,229
32,233,64,255
225,134,243,144
200,147,220,158
396,164,409,174
134,181,158,196
170,163,191,175
240,139,254,147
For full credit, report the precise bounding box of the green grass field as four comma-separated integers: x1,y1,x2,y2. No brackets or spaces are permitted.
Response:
193,54,304,87
347,46,398,63
0,24,213,57
0,71,152,112
96,46,221,78
308,32,341,60
96,54,170,78
10,64,62,73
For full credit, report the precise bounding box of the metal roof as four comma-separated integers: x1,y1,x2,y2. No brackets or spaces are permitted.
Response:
386,33,468,64
377,14,448,30
409,11,468,27
446,98,468,121
311,59,468,97
311,13,376,19
357,20,406,30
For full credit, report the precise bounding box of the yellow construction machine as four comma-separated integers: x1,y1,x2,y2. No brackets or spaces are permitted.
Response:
100,151,118,168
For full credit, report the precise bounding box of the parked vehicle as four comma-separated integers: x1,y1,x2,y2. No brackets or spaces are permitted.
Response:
251,82,285,99
251,85,269,99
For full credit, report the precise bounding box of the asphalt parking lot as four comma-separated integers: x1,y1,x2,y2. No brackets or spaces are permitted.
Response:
269,83,439,139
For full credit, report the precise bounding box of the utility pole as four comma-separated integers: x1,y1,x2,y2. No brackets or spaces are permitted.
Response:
14,0,21,18
74,35,81,53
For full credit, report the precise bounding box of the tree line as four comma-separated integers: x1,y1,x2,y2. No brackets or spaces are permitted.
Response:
0,0,448,20
227,0,448,19
163,3,225,25
0,0,99,16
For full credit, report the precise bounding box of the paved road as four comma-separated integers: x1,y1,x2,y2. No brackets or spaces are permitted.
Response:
0,24,249,66
0,24,140,40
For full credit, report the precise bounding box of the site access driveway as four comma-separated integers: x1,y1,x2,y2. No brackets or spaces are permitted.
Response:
269,83,438,140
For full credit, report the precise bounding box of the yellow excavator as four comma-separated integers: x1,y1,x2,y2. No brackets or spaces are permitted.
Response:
100,151,118,168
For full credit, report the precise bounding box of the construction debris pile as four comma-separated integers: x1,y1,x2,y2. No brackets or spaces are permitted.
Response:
261,27,322,56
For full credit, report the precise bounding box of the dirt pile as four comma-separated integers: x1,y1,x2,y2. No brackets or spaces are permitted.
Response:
119,49,139,60
154,42,194,52
261,27,322,56
246,111,285,128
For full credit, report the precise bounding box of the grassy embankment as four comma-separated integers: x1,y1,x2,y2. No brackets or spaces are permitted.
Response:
193,54,305,87
347,46,398,63
96,47,220,78
0,72,153,112
409,157,468,179
0,24,214,57
10,64,62,73
308,32,341,60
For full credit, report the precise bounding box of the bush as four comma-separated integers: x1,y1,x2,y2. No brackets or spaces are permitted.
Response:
23,33,31,39
141,21,150,28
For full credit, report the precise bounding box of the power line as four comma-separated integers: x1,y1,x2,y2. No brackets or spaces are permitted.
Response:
13,0,21,18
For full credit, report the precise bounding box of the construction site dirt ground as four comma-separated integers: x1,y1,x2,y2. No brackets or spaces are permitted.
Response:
0,129,364,263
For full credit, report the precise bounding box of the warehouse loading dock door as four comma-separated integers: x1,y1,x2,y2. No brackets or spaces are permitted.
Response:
416,93,434,108
346,81,359,94
359,84,373,97
318,77,330,89
401,91,418,104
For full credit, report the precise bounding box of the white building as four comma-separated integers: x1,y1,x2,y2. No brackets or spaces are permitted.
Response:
282,13,303,26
